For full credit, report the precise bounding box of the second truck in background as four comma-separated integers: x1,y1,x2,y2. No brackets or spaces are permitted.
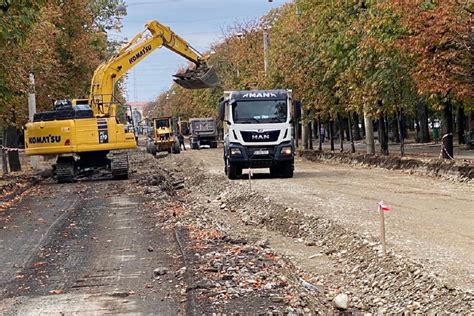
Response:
189,117,218,149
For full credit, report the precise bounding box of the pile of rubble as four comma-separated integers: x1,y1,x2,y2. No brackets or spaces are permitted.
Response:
131,154,330,313
131,151,184,195
0,173,39,208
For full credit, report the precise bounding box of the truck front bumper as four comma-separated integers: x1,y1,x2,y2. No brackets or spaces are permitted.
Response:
227,141,294,168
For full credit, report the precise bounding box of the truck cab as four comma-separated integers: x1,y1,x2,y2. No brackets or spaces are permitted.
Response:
219,89,298,179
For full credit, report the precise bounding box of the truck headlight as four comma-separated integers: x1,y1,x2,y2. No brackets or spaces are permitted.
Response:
230,148,241,156
281,146,292,156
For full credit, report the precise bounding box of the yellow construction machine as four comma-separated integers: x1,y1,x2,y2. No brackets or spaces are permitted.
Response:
146,116,180,155
24,20,217,182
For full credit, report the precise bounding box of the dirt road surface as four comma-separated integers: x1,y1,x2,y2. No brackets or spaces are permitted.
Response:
0,180,186,314
0,147,472,314
0,151,321,315
181,147,474,291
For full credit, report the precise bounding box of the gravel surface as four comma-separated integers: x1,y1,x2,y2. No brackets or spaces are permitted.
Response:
1,146,472,314
157,146,473,313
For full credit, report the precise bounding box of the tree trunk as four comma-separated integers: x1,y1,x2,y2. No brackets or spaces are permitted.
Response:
391,116,400,143
401,112,408,140
6,126,21,172
318,116,323,151
337,113,344,152
360,113,366,138
308,120,313,150
363,109,375,155
329,118,335,152
294,119,299,149
457,103,465,145
470,109,474,134
468,109,474,149
353,113,361,140
378,114,389,155
417,101,430,143
342,117,349,141
313,120,318,139
1,129,8,174
348,113,356,153
397,109,406,156
442,101,454,159
303,119,310,150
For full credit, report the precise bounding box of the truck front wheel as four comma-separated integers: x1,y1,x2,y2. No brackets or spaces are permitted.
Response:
147,143,157,156
226,159,241,180
280,162,294,178
270,162,294,178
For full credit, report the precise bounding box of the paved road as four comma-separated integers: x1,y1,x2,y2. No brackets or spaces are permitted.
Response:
182,147,474,291
0,180,186,315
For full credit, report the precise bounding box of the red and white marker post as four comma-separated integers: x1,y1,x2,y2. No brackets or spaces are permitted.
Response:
248,168,253,191
378,201,390,257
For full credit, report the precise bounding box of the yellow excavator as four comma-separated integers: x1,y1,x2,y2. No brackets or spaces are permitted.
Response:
24,20,217,182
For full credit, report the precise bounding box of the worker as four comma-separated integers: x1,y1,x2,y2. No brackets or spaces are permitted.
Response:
178,132,186,151
320,123,326,143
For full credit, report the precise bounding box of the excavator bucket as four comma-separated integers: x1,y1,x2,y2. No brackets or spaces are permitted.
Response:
173,65,218,89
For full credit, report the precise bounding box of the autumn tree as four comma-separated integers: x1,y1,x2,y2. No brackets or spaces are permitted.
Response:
395,0,472,158
159,0,472,159
0,0,125,172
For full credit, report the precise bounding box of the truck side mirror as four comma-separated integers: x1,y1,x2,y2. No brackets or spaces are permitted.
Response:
293,101,302,120
218,100,226,121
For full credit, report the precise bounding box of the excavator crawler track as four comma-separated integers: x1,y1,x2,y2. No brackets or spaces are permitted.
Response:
111,152,129,180
56,157,75,183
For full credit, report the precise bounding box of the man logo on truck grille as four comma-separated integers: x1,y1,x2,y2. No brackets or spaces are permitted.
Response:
252,134,270,140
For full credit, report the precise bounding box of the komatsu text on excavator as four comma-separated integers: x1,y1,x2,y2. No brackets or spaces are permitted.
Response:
24,20,217,183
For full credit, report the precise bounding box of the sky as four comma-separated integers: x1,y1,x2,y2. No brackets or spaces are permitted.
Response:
109,0,292,103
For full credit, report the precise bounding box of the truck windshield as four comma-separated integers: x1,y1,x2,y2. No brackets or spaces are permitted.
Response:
232,100,287,124
155,119,170,128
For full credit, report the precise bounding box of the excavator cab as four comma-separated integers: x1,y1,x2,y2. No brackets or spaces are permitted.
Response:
173,64,218,89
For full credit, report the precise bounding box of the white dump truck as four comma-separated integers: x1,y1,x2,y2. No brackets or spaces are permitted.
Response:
219,89,300,179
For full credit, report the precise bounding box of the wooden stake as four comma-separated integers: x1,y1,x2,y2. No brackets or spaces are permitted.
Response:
379,204,387,257
248,168,252,191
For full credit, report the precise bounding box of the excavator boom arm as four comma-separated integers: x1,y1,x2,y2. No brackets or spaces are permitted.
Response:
89,20,217,117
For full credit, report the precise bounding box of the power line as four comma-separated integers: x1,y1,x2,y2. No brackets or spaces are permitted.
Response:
126,0,184,6
108,31,221,40
124,15,259,24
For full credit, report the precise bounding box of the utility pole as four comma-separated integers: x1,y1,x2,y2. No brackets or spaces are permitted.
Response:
263,28,269,76
28,73,40,170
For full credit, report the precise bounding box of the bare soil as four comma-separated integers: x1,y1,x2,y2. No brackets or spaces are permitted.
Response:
174,147,473,295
